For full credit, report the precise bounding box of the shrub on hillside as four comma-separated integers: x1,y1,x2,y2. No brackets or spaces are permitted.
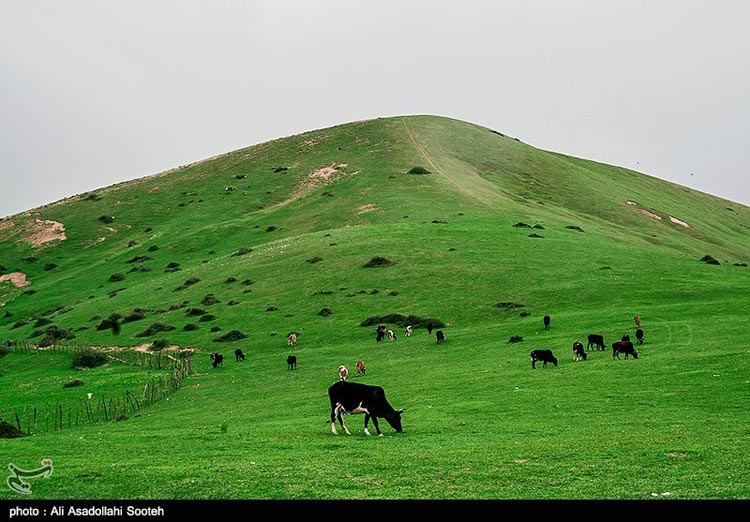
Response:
186,308,207,316
109,273,126,282
318,308,333,316
509,335,524,343
266,225,277,232
266,306,278,312
72,348,107,368
407,166,430,174
201,294,220,306
306,256,323,264
232,247,253,256
123,311,146,323
44,263,58,271
98,215,115,224
198,314,216,322
495,302,524,309
214,330,247,342
63,378,85,388
566,225,585,232
33,316,53,328
183,323,199,331
174,276,200,290
513,222,533,229
0,420,25,438
150,339,170,351
360,314,445,329
135,322,176,337
362,256,395,268
241,279,255,286
10,320,28,329
700,255,720,265
0,346,9,357
126,255,152,264
225,277,238,283
39,326,75,347
528,233,544,238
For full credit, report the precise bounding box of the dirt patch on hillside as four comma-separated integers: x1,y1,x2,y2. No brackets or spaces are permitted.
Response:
0,272,30,288
266,162,356,211
105,226,117,233
24,218,66,246
0,220,15,233
639,209,662,221
357,203,378,214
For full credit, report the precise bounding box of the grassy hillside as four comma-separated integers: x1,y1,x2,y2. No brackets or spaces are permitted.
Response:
0,115,749,499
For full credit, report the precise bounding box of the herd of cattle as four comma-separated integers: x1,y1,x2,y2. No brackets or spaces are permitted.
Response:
204,315,646,436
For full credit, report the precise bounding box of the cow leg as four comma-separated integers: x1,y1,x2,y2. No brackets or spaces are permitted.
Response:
330,408,338,435
371,416,383,437
531,358,536,369
364,413,372,436
334,405,351,435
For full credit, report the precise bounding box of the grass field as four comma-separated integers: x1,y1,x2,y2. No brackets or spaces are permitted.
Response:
1,115,749,499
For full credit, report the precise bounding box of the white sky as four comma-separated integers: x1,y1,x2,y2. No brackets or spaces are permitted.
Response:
1,0,749,218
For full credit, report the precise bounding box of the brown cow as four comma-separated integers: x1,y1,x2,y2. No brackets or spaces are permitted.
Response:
355,360,366,376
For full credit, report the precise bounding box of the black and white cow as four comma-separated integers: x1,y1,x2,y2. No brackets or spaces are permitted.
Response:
235,349,246,362
612,340,638,360
328,381,403,436
436,330,445,344
210,352,224,368
530,349,558,368
587,334,606,351
635,328,644,345
572,341,587,361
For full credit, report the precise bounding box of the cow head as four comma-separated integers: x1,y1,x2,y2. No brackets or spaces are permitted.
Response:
551,356,558,366
632,351,638,359
385,408,404,433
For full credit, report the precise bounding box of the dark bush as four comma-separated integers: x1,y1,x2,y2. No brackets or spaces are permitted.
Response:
126,255,151,264
201,294,220,306
135,322,176,337
150,339,170,351
241,279,255,286
533,224,545,230
22,289,36,295
266,306,278,312
272,167,288,173
33,317,53,328
0,420,25,438
89,314,102,322
44,263,58,271
127,240,138,247
266,225,277,232
388,291,399,296
98,215,115,224
0,346,9,357
566,225,585,232
369,289,380,295
22,256,38,264
509,335,524,343
528,233,544,238
109,273,126,282
306,256,323,264
183,323,199,331
214,330,247,342
362,256,395,268
175,276,200,290
198,314,216,322
165,261,181,273
600,266,612,270
225,277,238,283
123,311,146,323
313,290,333,295
39,326,75,347
115,414,129,422
519,311,531,317
513,222,533,229
186,308,207,316
700,255,720,265
407,166,430,174
734,262,748,267
228,300,240,306
63,378,85,388
72,348,107,368
128,265,152,273
232,248,253,256
10,320,27,329
144,227,153,232
318,308,333,316
147,245,159,252
495,302,524,309
235,173,248,178
360,314,445,328
210,326,221,332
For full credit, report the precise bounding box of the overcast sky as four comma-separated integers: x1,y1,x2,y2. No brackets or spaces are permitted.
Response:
1,0,748,218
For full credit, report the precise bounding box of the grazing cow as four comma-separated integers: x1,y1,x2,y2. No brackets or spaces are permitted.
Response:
328,381,404,436
355,360,366,376
634,314,641,328
376,324,386,343
635,328,644,345
621,334,631,342
543,315,551,330
387,329,397,342
235,349,246,362
427,323,434,335
339,365,349,381
572,341,587,361
288,332,297,346
287,354,297,370
435,330,445,344
612,340,638,360
530,349,558,368
587,334,606,351
405,325,413,337
210,352,224,368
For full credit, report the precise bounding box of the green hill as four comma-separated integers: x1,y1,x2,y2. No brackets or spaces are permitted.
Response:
1,115,749,499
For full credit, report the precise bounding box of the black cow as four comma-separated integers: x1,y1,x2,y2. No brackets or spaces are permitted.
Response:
435,330,445,344
287,354,297,370
572,341,587,361
612,340,638,359
427,323,434,335
621,334,631,342
587,334,606,351
376,324,386,343
210,352,224,368
635,328,644,345
328,381,403,436
235,349,246,362
531,349,558,368
543,315,551,330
